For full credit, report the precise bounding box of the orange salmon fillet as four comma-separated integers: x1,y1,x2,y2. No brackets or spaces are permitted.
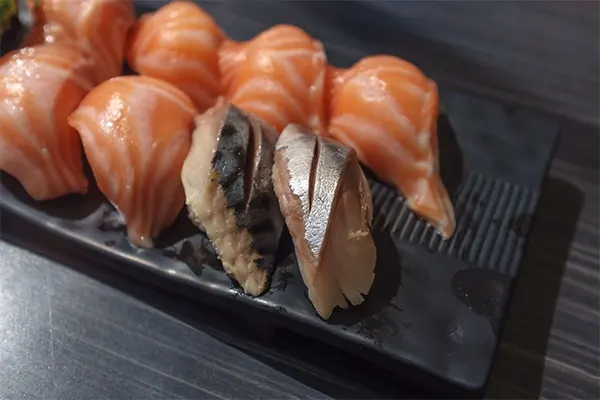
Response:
327,55,456,238
219,24,328,135
25,0,135,81
127,1,225,112
0,43,101,201
68,75,197,248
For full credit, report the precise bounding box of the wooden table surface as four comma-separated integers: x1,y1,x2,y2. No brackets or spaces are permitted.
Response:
0,1,598,399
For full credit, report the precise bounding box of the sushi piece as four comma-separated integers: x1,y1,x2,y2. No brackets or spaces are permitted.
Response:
127,1,225,112
0,43,101,201
327,55,456,238
68,75,196,248
181,103,284,296
272,124,376,319
219,24,328,135
24,0,135,81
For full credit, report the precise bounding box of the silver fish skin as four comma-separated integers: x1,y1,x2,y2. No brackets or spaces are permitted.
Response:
181,103,284,296
272,124,376,319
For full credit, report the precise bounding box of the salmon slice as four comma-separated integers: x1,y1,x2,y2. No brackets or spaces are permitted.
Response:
68,75,196,248
219,24,328,135
272,124,376,319
0,43,101,201
218,38,246,92
181,104,284,296
327,55,456,238
25,0,135,81
127,1,225,112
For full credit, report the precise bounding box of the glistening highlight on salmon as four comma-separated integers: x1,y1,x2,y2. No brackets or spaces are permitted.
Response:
1,0,455,319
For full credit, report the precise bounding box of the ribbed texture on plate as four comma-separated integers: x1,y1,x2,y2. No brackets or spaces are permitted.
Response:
370,172,538,276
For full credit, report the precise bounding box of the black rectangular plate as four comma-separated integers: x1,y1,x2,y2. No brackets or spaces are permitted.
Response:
0,0,559,395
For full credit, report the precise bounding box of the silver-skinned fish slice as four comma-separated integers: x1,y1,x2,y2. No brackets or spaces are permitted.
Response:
181,103,284,296
272,124,377,319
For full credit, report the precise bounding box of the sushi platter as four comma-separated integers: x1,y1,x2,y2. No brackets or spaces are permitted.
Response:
0,0,559,396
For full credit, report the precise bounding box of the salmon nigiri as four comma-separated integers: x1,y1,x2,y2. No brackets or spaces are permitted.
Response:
127,1,225,112
68,75,196,248
219,24,327,135
0,43,101,201
327,55,456,238
25,0,135,81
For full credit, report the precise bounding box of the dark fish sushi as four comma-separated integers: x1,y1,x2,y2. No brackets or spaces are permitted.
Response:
272,124,376,319
181,103,284,296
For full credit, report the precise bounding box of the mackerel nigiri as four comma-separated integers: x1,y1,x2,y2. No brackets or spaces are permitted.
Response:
181,104,284,296
127,1,225,112
68,75,196,248
272,124,376,319
0,43,100,201
327,55,456,238
219,24,327,135
25,0,135,81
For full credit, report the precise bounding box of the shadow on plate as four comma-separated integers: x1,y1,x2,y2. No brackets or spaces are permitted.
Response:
0,164,105,221
485,177,584,399
438,113,465,200
0,213,438,399
152,212,224,277
152,210,207,250
264,196,404,333
328,226,403,328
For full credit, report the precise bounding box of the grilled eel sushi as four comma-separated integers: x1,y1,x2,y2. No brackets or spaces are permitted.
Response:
272,124,377,319
181,103,284,296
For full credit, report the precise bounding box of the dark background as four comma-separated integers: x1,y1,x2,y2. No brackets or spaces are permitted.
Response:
1,1,598,399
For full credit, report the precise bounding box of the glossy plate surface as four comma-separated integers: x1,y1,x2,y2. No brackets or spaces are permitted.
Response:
0,0,559,394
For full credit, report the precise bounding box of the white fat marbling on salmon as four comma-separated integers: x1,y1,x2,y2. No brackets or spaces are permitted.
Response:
129,79,196,117
136,22,220,55
0,45,91,201
221,25,327,134
232,76,307,123
40,0,134,80
3,57,94,94
165,27,220,49
327,55,456,238
70,106,119,193
368,64,424,81
0,136,50,196
153,131,189,236
127,1,223,112
88,0,133,76
346,74,419,138
236,101,289,128
326,125,368,164
0,99,42,153
68,76,194,247
330,113,427,171
256,50,309,94
137,53,221,93
258,27,308,45
219,44,246,86
259,48,318,62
